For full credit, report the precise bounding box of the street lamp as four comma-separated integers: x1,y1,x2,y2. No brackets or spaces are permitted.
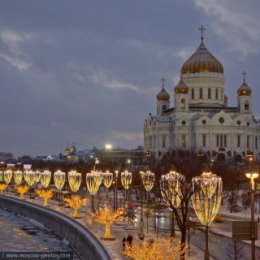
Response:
24,170,35,187
54,170,66,201
114,170,119,211
191,172,222,260
86,171,100,212
121,170,132,220
102,170,113,201
13,170,23,185
160,171,184,237
140,171,155,235
245,172,259,260
93,171,103,207
37,170,52,207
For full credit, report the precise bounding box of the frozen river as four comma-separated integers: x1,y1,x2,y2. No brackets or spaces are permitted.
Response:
0,208,80,259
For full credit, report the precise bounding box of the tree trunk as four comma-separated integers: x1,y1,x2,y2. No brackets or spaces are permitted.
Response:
180,229,187,260
171,210,175,237
104,223,111,238
44,197,48,207
73,207,79,218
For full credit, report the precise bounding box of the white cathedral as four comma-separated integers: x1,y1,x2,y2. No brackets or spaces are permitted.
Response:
144,27,260,162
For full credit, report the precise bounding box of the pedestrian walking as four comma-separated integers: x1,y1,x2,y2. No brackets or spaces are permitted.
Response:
122,233,127,250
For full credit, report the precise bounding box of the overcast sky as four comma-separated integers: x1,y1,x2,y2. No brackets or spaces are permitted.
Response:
0,0,260,156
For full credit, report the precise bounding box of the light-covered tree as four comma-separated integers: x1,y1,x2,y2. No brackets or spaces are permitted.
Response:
64,195,89,218
92,205,123,240
124,238,188,260
16,185,29,199
0,183,7,194
36,189,53,207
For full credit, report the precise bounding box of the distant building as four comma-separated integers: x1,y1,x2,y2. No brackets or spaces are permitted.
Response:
97,146,144,168
0,152,13,162
144,27,260,162
63,143,78,163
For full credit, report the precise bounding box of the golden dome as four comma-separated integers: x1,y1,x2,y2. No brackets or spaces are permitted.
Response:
174,77,189,94
181,42,224,74
237,82,252,96
157,87,170,101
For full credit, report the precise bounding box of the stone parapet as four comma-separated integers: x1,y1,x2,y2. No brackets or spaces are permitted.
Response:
0,196,111,260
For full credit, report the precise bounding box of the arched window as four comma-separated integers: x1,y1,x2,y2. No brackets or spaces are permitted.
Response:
162,105,166,111
181,98,186,109
245,100,249,110
216,88,219,99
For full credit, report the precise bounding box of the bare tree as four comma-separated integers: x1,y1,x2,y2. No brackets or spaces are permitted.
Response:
160,176,199,260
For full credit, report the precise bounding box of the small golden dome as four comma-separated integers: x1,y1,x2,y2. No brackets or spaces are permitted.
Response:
181,42,224,74
157,87,170,101
237,82,252,96
174,77,189,94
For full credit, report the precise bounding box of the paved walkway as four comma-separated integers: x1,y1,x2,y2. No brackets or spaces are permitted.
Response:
3,190,210,260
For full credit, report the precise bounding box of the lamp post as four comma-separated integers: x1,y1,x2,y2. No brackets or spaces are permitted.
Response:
54,170,66,201
121,170,132,220
245,172,259,260
114,170,119,211
139,172,144,239
93,171,103,208
140,171,155,235
102,170,113,204
191,172,222,260
86,171,100,212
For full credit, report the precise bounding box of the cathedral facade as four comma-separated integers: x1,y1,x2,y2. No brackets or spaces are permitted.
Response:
144,28,260,162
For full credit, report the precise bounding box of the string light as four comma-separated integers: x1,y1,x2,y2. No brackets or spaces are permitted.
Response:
121,170,132,190
40,170,51,189
68,170,82,193
54,170,66,191
13,170,23,185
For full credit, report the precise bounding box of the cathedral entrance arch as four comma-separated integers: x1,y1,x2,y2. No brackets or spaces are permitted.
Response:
217,153,225,161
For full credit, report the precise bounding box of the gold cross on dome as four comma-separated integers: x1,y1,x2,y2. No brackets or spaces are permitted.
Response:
198,25,206,42
161,78,166,88
242,70,247,83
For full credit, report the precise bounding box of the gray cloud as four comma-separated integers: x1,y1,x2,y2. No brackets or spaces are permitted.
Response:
0,0,259,156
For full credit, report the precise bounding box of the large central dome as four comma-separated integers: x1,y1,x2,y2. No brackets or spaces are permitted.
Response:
181,42,224,74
